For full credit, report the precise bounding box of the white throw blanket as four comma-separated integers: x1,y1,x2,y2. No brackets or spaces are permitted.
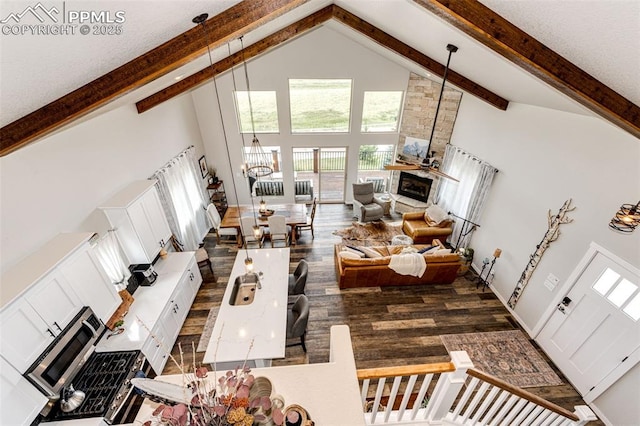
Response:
389,253,426,277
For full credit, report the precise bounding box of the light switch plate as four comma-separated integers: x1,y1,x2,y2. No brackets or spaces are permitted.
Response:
547,273,560,285
544,280,555,291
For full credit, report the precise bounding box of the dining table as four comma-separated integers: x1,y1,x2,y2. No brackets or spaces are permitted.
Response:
220,203,308,246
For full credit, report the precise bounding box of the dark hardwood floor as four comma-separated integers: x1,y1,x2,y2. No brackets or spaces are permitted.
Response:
163,203,601,423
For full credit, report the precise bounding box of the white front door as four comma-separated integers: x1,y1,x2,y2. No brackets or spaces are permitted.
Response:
537,250,640,398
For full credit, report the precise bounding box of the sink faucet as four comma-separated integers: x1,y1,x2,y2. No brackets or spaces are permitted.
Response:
257,271,263,289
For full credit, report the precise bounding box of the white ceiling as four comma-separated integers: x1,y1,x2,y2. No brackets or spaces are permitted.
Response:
1,0,638,130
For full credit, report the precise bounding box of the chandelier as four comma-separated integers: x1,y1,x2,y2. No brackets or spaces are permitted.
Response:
239,37,274,178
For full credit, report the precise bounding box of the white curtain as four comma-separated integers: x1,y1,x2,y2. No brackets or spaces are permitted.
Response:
94,230,130,290
152,146,209,251
435,145,498,249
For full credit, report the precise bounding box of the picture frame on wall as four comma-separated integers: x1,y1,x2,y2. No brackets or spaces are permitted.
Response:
199,155,208,179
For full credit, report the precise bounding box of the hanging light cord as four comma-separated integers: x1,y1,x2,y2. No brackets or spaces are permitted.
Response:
426,44,458,159
240,37,258,139
194,15,253,259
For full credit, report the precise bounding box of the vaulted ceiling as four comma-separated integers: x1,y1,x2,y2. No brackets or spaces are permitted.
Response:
1,0,638,156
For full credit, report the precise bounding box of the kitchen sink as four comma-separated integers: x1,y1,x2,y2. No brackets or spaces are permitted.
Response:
229,273,259,306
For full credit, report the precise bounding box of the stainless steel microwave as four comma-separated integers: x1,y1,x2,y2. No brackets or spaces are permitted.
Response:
25,306,104,398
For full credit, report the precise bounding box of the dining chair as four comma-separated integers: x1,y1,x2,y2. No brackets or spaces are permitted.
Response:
205,203,237,244
267,215,290,247
169,234,215,281
296,198,317,240
286,294,309,352
239,216,264,248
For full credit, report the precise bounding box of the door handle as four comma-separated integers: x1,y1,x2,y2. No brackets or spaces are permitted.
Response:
47,328,55,338
54,321,62,331
561,296,572,306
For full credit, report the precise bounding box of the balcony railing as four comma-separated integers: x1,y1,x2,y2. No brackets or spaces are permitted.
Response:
292,149,394,172
357,351,597,425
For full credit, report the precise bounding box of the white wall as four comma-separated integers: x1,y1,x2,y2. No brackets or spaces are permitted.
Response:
192,26,410,205
451,97,640,425
0,95,205,273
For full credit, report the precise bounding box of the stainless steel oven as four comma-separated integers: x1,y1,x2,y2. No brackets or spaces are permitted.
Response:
25,306,151,424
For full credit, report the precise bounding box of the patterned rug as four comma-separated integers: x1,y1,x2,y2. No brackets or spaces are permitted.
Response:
440,330,562,388
196,306,219,352
333,221,404,246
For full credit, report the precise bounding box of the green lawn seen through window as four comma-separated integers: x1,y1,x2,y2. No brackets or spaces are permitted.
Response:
289,79,352,133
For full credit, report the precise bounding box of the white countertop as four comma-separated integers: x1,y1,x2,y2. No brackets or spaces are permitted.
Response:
203,248,290,364
96,252,193,353
135,325,365,426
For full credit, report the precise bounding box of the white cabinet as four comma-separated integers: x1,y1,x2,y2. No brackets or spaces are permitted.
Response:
95,252,203,375
0,301,57,373
1,272,83,373
59,244,120,323
100,180,172,264
0,355,47,425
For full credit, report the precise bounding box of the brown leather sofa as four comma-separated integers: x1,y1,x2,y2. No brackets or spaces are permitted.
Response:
402,211,453,244
334,242,461,289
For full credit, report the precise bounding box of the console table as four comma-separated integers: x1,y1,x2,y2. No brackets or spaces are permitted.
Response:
390,193,429,214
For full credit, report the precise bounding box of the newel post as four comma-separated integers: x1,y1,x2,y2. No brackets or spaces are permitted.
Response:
573,405,597,425
424,351,474,422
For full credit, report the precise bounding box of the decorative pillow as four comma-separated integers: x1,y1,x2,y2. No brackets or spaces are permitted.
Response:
417,245,433,254
424,246,440,254
345,245,365,255
342,246,365,257
433,248,452,256
338,251,362,260
360,246,382,258
401,246,418,254
425,204,448,225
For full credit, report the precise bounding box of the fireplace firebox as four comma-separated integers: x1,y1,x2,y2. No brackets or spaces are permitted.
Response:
397,171,432,203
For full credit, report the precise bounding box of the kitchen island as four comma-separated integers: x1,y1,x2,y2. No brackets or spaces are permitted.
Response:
203,248,290,370
135,325,365,426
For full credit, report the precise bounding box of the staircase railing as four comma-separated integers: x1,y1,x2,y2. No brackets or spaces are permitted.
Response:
357,351,597,425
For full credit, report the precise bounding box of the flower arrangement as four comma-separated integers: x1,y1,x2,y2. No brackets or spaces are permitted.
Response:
143,364,292,426
136,327,303,426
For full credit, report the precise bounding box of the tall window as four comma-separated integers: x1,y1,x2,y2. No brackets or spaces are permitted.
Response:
234,91,279,133
361,91,404,132
289,79,352,133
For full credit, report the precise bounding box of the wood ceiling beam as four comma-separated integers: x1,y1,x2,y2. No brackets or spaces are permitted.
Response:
136,6,334,114
330,5,509,111
0,0,307,157
413,0,640,138
138,4,507,114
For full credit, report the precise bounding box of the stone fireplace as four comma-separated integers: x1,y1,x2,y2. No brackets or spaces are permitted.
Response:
397,171,432,203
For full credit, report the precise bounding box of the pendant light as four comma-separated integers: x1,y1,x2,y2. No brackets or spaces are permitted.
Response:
425,43,458,163
239,37,274,179
192,13,258,272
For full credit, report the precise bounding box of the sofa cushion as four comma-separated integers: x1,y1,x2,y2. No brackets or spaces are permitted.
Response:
433,248,452,255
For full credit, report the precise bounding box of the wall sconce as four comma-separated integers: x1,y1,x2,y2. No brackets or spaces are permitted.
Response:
609,201,640,233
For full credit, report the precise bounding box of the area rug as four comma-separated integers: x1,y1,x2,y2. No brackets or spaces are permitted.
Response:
439,330,562,388
333,221,404,246
196,306,219,352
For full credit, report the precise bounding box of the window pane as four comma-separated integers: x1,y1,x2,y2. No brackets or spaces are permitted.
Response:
361,91,403,132
607,279,637,308
593,268,620,295
289,79,352,133
235,91,279,133
622,292,640,321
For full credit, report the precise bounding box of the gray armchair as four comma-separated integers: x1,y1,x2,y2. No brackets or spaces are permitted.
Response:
352,182,385,222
